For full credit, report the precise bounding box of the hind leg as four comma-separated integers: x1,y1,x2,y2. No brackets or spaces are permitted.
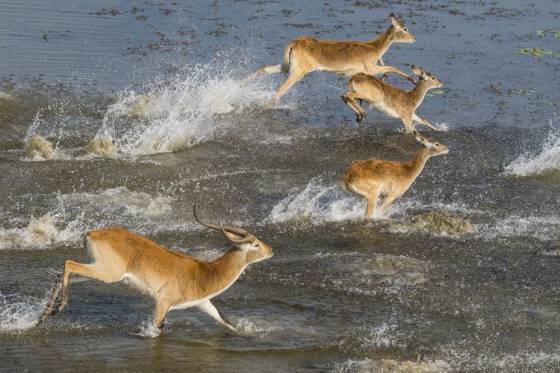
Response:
342,92,368,122
267,67,307,107
58,260,117,313
379,192,401,217
365,187,381,218
41,277,63,322
248,64,282,80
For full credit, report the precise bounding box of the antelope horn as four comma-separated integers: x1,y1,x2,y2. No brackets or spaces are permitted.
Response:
219,222,255,244
193,202,221,231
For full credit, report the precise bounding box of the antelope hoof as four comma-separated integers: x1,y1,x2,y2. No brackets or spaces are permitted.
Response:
356,114,365,123
264,99,277,109
341,93,349,103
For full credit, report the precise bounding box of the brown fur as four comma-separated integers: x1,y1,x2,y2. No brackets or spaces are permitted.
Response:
343,132,449,217
42,226,273,332
251,14,416,105
342,66,443,133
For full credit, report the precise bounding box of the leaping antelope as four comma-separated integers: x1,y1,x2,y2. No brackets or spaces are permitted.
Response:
251,13,415,105
342,65,444,133
342,131,449,218
41,204,273,334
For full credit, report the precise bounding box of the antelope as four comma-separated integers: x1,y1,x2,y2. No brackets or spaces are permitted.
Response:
40,204,273,334
341,65,444,133
251,13,415,105
342,131,449,218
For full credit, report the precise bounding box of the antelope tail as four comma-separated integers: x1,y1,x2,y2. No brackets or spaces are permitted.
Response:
341,170,353,192
282,43,294,73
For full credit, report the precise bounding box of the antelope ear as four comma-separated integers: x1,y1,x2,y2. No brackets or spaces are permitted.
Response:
414,131,428,147
389,13,398,26
410,65,422,77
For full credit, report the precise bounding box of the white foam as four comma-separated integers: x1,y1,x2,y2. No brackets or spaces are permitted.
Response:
504,128,560,176
61,187,173,217
435,122,450,132
100,67,275,156
269,178,366,223
0,292,47,332
269,178,438,224
0,214,82,250
135,321,161,338
235,317,281,335
334,358,450,373
478,215,560,241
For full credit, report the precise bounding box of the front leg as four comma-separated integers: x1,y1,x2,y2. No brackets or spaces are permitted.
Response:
153,300,171,330
378,57,385,66
412,113,441,131
379,192,401,217
368,65,414,83
198,300,237,332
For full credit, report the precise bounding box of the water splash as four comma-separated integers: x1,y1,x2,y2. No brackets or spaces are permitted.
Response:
100,66,274,156
0,214,82,250
269,178,365,223
504,128,560,176
135,321,161,338
269,178,423,224
0,292,47,332
87,136,117,157
24,135,56,161
334,358,450,373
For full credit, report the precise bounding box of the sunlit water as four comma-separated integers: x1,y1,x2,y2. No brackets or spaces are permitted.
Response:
1,0,560,372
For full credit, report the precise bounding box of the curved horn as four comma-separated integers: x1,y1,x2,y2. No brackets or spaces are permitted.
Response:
219,222,255,244
193,202,221,231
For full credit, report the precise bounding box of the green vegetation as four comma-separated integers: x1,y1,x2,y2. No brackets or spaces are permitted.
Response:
516,47,559,58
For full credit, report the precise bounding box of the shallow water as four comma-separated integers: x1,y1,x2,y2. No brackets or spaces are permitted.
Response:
2,0,560,372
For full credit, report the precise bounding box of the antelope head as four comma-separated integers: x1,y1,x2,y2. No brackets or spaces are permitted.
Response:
193,204,273,264
389,13,416,43
409,65,443,89
414,130,449,157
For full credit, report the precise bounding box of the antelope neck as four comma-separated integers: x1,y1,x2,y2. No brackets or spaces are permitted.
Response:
409,80,431,106
367,26,395,57
405,147,431,180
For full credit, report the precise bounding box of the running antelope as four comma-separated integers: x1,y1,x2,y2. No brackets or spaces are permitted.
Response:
40,205,273,334
341,65,444,132
251,13,415,105
342,131,449,218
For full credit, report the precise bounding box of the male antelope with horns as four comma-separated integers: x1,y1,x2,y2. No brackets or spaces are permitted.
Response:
41,204,273,334
251,13,416,105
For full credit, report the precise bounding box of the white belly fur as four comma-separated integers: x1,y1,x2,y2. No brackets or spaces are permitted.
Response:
371,101,400,119
169,264,248,311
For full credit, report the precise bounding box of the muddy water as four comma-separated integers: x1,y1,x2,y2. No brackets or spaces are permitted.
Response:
1,0,560,372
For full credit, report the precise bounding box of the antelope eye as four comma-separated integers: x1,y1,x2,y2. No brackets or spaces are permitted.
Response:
404,28,408,32
435,143,439,147
253,243,260,248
